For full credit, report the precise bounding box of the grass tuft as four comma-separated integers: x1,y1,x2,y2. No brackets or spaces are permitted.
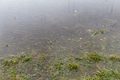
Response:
109,55,120,61
22,57,32,63
67,63,79,71
87,52,102,62
54,62,64,70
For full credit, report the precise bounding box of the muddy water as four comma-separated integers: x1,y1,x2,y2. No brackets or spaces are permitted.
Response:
0,0,120,57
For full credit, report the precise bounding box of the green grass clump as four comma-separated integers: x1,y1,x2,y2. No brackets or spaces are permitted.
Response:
87,52,102,62
4,59,19,67
38,55,48,61
1,77,23,80
75,56,84,60
4,59,11,67
93,29,104,36
10,59,19,66
75,56,90,63
94,68,120,80
93,30,99,36
22,57,32,63
83,77,99,80
17,53,26,60
54,62,64,70
3,54,32,67
109,55,120,61
83,68,120,80
100,29,104,34
67,63,78,71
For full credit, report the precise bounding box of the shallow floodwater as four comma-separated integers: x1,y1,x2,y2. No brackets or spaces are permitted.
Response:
1,0,120,80
0,0,120,57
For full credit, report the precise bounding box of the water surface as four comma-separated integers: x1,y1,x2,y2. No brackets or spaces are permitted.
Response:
0,0,120,57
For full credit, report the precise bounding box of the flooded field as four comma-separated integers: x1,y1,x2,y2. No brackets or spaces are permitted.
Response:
0,0,120,80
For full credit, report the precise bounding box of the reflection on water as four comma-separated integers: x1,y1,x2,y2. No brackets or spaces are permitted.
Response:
0,0,120,57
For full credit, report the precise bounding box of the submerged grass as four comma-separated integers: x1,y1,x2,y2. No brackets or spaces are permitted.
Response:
54,62,64,70
75,52,103,63
67,63,79,71
1,27,120,80
1,51,120,80
108,54,120,61
22,56,32,63
3,59,19,67
84,68,120,80
87,52,103,62
95,68,120,80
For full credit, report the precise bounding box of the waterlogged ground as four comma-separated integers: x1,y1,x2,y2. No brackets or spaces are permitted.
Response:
0,0,120,80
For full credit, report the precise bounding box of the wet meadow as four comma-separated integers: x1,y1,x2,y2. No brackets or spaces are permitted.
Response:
0,0,120,80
